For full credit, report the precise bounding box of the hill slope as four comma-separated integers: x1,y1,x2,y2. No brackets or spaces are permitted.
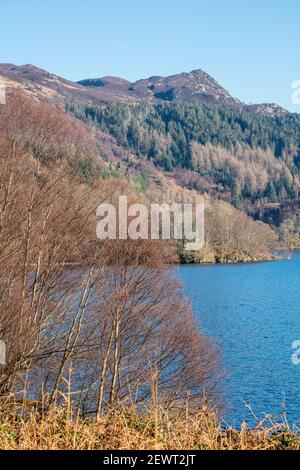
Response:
1,63,298,241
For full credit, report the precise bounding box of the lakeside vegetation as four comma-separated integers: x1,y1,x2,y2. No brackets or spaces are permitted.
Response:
0,395,299,450
0,92,218,436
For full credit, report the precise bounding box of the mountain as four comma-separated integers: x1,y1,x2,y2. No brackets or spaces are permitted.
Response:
1,63,299,249
0,64,287,115
79,69,243,108
79,69,288,115
0,63,132,107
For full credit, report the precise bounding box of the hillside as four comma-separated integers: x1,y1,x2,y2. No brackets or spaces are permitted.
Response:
70,100,300,225
1,63,299,247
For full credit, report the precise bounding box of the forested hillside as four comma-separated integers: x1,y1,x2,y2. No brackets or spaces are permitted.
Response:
69,101,300,213
1,63,299,222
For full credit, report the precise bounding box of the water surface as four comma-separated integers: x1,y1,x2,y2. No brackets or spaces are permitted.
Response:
179,252,300,429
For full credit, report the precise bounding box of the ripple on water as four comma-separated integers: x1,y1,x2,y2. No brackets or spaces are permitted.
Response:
179,252,300,428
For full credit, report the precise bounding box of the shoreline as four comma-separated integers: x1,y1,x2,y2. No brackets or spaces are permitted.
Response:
178,253,288,266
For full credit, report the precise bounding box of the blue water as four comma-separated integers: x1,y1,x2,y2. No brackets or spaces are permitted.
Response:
179,252,300,430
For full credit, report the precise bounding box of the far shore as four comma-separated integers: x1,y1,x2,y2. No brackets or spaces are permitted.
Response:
178,252,295,266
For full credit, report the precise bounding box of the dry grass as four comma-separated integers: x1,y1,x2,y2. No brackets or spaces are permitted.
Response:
0,396,299,451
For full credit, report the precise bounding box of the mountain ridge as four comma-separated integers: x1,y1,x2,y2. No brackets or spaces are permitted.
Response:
0,63,288,115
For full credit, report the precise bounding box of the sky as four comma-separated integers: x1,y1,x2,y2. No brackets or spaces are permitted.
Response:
0,0,299,111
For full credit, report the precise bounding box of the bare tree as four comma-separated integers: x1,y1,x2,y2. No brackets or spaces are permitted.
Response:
0,92,219,417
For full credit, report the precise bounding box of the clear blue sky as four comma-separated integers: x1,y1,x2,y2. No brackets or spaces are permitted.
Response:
0,0,299,111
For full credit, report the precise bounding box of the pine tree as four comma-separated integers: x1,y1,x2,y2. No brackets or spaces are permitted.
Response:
265,181,278,203
231,180,242,209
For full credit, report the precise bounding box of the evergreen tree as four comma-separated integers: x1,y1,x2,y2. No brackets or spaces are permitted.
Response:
265,181,278,203
231,180,242,209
